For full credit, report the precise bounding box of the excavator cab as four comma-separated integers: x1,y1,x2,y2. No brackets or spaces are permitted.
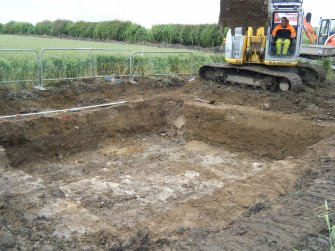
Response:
224,0,304,67
269,13,299,56
265,0,304,65
318,18,335,45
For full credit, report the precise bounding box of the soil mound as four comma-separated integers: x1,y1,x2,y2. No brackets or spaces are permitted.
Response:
219,0,269,30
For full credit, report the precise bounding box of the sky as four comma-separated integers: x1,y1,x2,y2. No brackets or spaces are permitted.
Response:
0,0,332,28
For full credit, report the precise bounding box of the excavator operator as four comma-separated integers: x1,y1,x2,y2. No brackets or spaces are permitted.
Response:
272,17,296,55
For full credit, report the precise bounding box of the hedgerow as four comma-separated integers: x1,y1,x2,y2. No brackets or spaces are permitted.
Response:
0,20,223,48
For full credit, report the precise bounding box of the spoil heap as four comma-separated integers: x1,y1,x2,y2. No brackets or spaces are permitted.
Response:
219,0,269,30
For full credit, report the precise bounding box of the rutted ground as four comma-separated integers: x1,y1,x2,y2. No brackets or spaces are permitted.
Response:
0,77,334,250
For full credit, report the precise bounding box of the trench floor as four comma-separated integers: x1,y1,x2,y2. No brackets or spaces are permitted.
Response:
11,133,275,236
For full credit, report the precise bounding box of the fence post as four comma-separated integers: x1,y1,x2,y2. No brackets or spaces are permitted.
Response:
90,49,94,77
38,50,44,88
129,54,134,81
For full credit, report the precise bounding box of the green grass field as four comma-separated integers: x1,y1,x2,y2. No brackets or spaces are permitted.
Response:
0,34,192,52
0,35,225,88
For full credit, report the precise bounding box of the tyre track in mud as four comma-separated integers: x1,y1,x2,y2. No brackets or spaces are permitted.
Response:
208,170,335,251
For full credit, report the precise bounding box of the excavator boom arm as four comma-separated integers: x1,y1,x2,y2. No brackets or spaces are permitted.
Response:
303,18,317,44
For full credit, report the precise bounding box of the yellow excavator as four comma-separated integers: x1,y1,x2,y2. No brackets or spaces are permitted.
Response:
199,0,326,91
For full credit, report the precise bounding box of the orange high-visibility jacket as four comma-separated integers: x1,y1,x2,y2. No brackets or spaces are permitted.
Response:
272,23,296,39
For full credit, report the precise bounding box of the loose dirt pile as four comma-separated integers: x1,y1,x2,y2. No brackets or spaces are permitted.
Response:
0,77,335,250
219,0,269,29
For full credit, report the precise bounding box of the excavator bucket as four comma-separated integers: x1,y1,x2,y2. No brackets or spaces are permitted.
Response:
219,0,269,31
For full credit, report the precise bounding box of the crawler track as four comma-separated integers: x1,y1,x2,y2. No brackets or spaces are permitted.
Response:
297,61,327,87
199,63,303,92
199,63,326,92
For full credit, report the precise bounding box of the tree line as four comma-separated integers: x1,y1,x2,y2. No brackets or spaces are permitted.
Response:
0,20,224,48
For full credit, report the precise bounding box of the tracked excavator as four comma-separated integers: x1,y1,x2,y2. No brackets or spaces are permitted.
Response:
199,0,326,91
300,15,335,59
303,14,335,46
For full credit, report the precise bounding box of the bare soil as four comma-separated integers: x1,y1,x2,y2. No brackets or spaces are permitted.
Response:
219,0,269,30
0,76,335,250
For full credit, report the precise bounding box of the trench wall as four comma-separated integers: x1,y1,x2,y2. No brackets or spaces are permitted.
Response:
0,99,173,166
183,102,335,160
0,98,334,167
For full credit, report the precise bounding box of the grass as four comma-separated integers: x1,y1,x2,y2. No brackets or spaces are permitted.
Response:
0,35,225,88
0,51,39,83
320,58,334,79
292,201,335,251
0,34,181,52
324,201,335,251
313,201,335,251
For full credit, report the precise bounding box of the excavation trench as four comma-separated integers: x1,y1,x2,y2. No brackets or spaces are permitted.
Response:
0,98,331,166
0,97,334,247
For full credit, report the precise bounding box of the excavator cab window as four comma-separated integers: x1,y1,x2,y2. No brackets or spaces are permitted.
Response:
318,19,330,45
330,20,335,35
270,12,299,57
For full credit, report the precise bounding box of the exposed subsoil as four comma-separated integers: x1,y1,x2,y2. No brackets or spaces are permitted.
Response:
0,76,335,250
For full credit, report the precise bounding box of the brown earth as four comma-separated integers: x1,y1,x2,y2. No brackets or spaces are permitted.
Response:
219,0,269,30
0,76,335,250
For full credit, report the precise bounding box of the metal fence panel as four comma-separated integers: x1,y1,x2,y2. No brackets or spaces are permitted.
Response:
39,48,132,87
0,49,39,87
130,51,195,80
0,49,198,88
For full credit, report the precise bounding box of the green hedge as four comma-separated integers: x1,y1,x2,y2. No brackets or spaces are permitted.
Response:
67,21,97,38
2,21,35,34
150,24,222,47
50,20,73,36
0,20,223,48
35,21,53,35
